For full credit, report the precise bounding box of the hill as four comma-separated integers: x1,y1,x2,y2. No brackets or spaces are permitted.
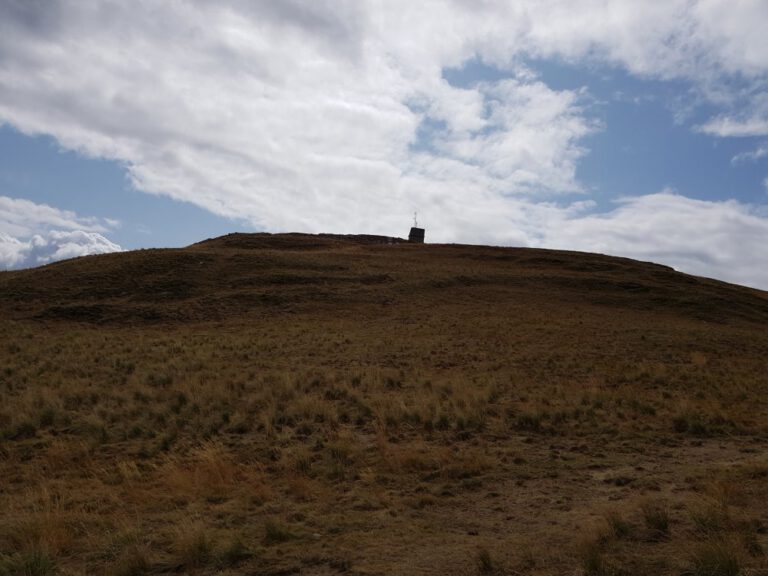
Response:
1,233,768,575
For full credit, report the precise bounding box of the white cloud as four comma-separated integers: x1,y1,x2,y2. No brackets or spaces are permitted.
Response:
0,232,26,269
0,2,768,285
0,196,121,269
700,117,768,138
33,230,121,263
0,195,110,237
538,191,768,289
732,144,768,165
0,230,121,270
697,93,768,137
689,0,768,78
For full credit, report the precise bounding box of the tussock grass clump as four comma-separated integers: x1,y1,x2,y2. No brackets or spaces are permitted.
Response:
641,499,671,541
217,537,253,568
162,441,240,502
0,511,74,559
263,520,296,545
578,535,617,576
0,550,55,576
475,547,497,575
685,539,742,576
170,523,216,571
691,503,732,538
110,544,151,576
514,411,545,433
165,523,252,572
605,511,634,540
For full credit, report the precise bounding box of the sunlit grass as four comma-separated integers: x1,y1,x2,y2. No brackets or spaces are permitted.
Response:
1,238,768,574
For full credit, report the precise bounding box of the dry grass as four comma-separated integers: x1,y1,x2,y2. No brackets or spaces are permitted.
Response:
1,234,768,574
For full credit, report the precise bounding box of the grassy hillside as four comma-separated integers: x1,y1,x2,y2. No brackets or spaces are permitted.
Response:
1,233,768,575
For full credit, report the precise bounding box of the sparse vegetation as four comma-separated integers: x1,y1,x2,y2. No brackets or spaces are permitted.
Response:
1,234,768,574
0,550,55,576
686,539,742,576
579,535,614,576
605,511,634,540
171,523,216,570
475,548,497,575
217,537,252,568
263,520,296,545
641,499,671,541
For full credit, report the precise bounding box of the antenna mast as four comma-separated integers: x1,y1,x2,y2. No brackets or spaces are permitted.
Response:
408,210,425,243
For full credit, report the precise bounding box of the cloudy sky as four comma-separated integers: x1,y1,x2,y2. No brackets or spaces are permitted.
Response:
1,1,768,289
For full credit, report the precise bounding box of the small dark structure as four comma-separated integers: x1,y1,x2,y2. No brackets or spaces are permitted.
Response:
408,227,425,243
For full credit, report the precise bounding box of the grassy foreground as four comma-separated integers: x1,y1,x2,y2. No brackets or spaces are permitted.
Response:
1,233,768,575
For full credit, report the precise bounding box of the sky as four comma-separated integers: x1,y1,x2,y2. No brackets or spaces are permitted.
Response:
1,1,768,289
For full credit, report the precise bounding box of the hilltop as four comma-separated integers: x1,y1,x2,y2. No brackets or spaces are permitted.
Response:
1,234,768,576
2,232,767,325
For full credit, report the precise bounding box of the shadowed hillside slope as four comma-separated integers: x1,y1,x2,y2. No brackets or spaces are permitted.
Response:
2,232,767,325
1,233,768,576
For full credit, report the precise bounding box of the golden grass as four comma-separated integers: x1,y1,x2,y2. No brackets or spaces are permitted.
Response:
1,236,768,574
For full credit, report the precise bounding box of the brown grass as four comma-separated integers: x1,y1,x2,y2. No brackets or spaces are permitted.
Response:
1,234,768,574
